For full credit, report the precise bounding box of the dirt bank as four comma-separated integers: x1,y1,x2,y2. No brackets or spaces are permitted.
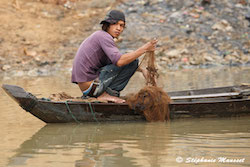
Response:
0,0,117,77
0,0,249,77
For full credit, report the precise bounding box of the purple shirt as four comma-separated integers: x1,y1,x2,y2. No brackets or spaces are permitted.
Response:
71,30,122,83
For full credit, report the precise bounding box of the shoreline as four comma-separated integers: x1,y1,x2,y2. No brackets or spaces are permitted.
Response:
0,0,249,78
1,64,250,79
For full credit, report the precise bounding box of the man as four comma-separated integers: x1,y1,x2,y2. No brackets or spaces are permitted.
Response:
72,10,157,103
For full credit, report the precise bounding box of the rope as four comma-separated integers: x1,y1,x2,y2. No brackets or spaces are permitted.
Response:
139,51,159,86
138,53,147,69
88,102,99,123
65,101,80,123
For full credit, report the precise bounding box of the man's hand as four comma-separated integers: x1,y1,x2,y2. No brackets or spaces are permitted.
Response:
141,39,158,53
116,39,158,67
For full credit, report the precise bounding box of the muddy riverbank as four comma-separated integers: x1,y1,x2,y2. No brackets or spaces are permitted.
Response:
0,0,249,77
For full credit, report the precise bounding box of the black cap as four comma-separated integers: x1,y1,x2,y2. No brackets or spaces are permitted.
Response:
100,10,125,24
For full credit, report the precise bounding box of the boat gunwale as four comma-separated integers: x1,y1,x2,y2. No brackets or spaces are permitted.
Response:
37,97,250,105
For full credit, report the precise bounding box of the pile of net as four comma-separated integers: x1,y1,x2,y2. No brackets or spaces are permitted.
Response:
48,92,108,103
126,51,172,122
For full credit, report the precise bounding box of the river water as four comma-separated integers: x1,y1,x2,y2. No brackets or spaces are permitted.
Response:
0,66,250,167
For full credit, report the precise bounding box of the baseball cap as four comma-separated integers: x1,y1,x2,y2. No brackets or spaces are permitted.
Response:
100,10,125,24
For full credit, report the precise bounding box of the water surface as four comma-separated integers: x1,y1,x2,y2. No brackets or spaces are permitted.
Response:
1,66,250,167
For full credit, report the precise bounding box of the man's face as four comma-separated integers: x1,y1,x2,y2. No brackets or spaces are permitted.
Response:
107,20,125,38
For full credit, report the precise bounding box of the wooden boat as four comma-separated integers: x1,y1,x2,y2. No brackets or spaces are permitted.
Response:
2,84,250,123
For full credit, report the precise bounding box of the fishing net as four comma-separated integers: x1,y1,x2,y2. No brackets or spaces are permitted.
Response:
127,51,172,122
48,92,108,103
144,51,159,86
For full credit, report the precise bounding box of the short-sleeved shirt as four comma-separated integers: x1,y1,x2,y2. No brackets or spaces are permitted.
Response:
71,30,122,83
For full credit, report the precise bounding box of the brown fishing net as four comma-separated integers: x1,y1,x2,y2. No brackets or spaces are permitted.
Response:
49,92,74,100
127,51,172,122
144,51,159,86
48,92,108,103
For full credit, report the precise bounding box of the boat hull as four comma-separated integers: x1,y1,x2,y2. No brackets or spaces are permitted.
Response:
2,84,250,123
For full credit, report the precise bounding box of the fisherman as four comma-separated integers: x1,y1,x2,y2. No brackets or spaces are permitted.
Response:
71,10,157,103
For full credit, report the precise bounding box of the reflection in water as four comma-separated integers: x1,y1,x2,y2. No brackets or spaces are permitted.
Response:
169,117,250,166
7,117,250,167
8,123,171,167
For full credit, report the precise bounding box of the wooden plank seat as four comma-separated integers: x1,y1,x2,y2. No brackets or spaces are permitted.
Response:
170,90,250,100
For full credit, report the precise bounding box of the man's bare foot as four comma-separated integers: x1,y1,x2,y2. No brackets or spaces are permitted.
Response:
97,92,125,103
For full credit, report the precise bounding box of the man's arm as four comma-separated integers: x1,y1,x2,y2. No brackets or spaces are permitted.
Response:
116,39,158,67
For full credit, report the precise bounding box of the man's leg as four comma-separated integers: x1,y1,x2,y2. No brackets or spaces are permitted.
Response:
107,59,138,93
96,59,138,102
